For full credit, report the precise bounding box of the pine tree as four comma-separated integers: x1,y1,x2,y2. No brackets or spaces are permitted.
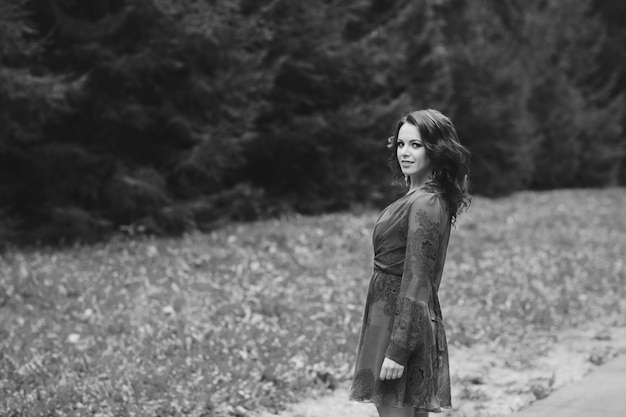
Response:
432,0,541,195
591,0,626,185
523,0,624,188
4,0,271,243
0,0,75,244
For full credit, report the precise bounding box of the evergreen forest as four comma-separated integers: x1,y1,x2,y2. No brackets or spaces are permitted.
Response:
1,0,625,244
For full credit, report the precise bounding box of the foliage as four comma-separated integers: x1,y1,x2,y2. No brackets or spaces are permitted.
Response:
522,0,624,188
2,0,271,243
1,189,625,416
242,0,404,211
592,0,626,185
0,0,625,243
441,0,541,195
0,0,73,243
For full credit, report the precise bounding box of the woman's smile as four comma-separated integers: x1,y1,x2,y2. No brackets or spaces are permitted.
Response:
396,123,432,184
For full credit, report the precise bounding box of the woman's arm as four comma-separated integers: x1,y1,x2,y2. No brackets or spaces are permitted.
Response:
385,193,443,367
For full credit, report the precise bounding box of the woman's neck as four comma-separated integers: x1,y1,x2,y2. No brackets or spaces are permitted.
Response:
408,172,429,193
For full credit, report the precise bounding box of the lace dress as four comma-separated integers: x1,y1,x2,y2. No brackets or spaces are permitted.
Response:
349,188,452,412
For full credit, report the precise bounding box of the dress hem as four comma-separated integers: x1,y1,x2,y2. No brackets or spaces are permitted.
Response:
347,397,452,413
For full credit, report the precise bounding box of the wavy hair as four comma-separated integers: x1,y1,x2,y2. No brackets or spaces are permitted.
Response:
387,109,471,224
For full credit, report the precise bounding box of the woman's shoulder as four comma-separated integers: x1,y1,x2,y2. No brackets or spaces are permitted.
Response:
406,188,448,219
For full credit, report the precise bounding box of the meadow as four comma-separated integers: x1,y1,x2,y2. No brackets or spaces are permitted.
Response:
1,189,625,416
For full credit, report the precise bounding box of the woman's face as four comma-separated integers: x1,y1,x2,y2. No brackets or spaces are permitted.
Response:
396,122,432,179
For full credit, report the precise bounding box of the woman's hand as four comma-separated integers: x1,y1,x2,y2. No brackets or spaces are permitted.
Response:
379,357,404,381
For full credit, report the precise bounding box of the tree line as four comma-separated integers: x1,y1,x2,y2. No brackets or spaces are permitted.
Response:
1,0,624,244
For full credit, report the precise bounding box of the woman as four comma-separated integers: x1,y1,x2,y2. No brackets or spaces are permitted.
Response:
349,109,471,417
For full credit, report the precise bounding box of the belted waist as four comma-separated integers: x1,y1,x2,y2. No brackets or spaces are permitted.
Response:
373,263,403,277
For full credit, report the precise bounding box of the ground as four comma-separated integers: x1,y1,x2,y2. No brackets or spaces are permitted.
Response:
1,189,625,416
257,325,626,417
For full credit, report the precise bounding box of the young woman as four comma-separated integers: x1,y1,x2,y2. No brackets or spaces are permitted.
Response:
349,109,471,417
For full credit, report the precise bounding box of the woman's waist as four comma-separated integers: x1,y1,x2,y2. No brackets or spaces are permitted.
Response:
372,250,405,276
372,261,403,277
371,264,444,320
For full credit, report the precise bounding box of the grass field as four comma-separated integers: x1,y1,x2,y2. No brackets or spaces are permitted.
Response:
1,189,625,416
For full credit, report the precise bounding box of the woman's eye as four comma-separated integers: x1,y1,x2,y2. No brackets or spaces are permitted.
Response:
412,143,422,148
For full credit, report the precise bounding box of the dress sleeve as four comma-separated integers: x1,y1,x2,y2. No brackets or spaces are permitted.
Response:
384,194,444,366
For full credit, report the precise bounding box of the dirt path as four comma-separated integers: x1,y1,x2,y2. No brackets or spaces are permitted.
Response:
256,324,626,417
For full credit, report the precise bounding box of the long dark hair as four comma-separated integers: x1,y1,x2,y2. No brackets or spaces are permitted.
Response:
387,109,471,224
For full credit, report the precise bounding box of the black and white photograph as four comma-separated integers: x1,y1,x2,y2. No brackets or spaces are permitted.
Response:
1,1,625,416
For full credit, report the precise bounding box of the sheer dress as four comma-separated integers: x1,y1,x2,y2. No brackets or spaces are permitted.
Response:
349,188,452,412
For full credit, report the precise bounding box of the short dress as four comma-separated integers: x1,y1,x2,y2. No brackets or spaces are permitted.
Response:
349,188,452,412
